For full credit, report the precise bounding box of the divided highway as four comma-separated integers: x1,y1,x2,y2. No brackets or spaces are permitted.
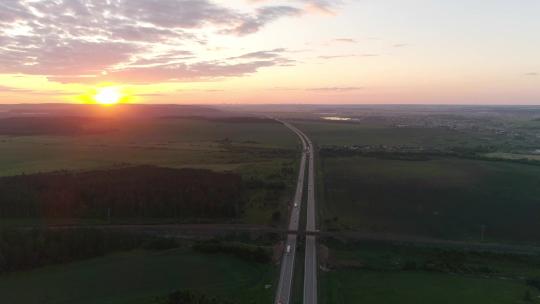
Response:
274,121,318,304
303,131,318,304
274,121,307,304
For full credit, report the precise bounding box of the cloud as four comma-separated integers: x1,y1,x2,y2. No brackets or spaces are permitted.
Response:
307,86,364,92
270,85,364,92
227,6,302,35
0,1,32,23
318,55,356,59
231,48,287,59
0,37,140,77
333,38,356,43
0,85,68,95
318,54,378,59
0,0,304,84
49,59,289,84
0,85,34,93
318,54,356,59
294,0,344,14
248,0,343,14
524,72,538,77
393,43,409,48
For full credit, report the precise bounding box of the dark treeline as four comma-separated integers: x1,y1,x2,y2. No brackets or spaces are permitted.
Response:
152,290,234,304
160,115,278,124
324,238,540,278
193,240,271,264
0,166,242,219
0,116,115,135
321,145,540,166
0,228,179,274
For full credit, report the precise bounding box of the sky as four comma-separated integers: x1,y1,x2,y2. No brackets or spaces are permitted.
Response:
0,0,539,105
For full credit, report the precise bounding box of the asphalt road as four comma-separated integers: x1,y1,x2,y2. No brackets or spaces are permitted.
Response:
274,121,307,304
274,121,318,304
298,128,318,304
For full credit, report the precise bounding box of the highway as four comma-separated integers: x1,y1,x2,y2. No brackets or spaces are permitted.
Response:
274,120,318,304
274,121,307,304
298,127,318,304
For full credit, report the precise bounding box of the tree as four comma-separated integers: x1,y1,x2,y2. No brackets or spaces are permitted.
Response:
523,290,533,302
272,211,281,222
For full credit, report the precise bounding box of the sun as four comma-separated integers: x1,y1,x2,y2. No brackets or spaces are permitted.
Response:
93,87,122,105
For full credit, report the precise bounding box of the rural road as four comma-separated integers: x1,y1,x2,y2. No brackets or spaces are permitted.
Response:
274,121,318,304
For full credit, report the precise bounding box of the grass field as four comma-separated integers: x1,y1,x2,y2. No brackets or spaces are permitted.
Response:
320,240,540,304
321,270,538,304
484,152,540,161
320,156,540,243
0,248,276,304
0,118,300,225
294,120,493,148
0,118,297,176
293,120,540,151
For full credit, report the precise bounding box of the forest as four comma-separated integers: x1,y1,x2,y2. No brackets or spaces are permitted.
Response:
0,166,243,219
0,116,115,135
0,228,179,273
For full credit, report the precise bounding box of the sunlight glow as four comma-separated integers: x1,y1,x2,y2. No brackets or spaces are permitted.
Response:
93,87,122,105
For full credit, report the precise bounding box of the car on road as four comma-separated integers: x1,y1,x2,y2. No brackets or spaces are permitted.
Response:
286,245,291,254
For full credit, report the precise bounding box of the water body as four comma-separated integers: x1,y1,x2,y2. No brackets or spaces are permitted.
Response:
321,116,352,121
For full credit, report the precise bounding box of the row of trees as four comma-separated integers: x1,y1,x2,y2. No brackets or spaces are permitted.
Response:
0,116,112,135
193,240,271,264
152,290,234,304
321,145,540,166
0,228,178,273
0,166,243,219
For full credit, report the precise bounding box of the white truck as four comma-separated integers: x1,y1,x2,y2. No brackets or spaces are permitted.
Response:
286,245,291,254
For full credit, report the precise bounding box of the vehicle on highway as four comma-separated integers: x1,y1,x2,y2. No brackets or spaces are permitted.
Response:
286,245,291,254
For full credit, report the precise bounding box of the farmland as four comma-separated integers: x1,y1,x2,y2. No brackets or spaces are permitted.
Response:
0,116,299,225
319,156,540,243
320,239,540,304
289,115,540,244
293,118,540,152
0,248,275,304
0,117,297,176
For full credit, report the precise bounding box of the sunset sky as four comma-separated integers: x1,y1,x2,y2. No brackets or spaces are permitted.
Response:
0,0,539,105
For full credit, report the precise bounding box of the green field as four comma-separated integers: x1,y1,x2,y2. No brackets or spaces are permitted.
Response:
319,155,540,243
294,121,491,148
321,270,537,304
0,118,300,225
293,120,540,151
0,118,297,176
320,240,540,304
484,152,540,161
0,248,276,304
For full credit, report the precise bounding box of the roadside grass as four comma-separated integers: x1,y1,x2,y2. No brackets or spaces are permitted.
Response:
237,158,298,226
291,242,306,304
320,240,540,304
320,156,540,244
0,248,276,304
320,270,538,304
